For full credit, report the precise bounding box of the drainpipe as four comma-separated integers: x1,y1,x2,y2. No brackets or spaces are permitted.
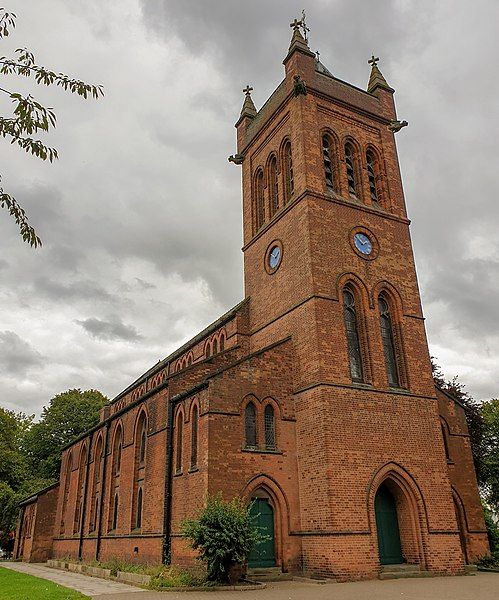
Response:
15,506,25,559
78,433,93,560
162,398,175,564
95,421,110,561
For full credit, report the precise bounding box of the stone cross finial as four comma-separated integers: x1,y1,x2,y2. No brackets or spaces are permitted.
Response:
290,18,302,31
315,50,320,61
368,55,380,67
242,85,253,96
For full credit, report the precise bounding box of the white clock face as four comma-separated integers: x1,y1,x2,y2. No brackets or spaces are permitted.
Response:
268,245,281,269
354,233,373,255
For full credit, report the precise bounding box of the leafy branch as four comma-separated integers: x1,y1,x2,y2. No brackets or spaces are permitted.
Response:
0,8,104,247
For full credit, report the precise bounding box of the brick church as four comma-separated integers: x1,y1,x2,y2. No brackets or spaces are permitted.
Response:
15,21,489,580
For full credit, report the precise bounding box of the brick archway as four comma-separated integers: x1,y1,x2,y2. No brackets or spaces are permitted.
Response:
241,475,289,570
368,463,429,569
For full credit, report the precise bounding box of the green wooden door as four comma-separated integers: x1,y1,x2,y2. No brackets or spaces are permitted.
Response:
248,498,276,568
375,484,403,565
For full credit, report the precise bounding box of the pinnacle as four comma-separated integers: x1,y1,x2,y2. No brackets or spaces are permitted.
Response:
367,56,394,93
239,86,257,119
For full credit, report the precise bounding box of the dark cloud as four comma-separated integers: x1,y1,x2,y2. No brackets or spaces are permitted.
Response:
0,331,44,376
34,277,113,303
76,316,143,342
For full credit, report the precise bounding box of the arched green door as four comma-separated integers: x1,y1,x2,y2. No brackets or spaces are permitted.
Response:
248,498,276,568
375,484,403,565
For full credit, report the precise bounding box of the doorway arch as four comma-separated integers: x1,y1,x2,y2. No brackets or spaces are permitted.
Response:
375,484,403,564
368,463,428,568
248,497,276,568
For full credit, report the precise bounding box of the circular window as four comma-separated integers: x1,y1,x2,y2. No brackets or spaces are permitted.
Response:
264,240,283,274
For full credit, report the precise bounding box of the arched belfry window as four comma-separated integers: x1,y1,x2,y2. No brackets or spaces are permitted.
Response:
322,134,336,192
269,155,279,217
366,150,381,203
344,142,358,198
378,295,400,387
191,404,199,469
343,288,364,382
255,169,265,231
264,405,276,450
244,402,257,449
283,140,294,204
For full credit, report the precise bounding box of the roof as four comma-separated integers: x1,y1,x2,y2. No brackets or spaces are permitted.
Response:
18,481,59,507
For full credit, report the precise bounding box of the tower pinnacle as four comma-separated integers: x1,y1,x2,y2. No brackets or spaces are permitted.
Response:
239,84,257,119
367,55,394,93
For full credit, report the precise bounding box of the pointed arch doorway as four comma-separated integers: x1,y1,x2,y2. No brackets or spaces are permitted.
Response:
248,497,276,568
375,483,403,565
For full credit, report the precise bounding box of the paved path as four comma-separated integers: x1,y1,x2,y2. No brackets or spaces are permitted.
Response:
2,562,498,599
1,561,145,596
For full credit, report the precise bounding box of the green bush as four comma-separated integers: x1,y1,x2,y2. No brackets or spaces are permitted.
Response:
181,494,264,583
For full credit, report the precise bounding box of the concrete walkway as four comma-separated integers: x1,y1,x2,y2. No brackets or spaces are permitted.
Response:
2,562,498,599
0,561,145,596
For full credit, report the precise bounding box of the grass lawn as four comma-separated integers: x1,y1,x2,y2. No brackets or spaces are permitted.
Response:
0,566,88,600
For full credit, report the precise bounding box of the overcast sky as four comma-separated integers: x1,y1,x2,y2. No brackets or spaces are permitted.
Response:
1,0,498,416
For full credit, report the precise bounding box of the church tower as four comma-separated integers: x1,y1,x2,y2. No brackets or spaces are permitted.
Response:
234,19,468,578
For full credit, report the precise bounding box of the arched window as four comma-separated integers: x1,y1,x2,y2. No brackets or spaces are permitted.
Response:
343,289,364,382
90,436,102,532
255,169,265,230
205,342,211,358
219,333,225,352
378,295,399,387
139,426,146,465
136,487,143,529
113,426,122,476
264,405,276,450
187,354,192,366
283,140,294,203
132,412,147,530
175,411,183,473
60,452,72,534
344,142,358,198
441,422,451,461
213,338,218,355
112,493,119,531
322,134,336,192
268,155,279,216
191,405,199,469
366,150,381,203
244,402,257,448
73,445,87,533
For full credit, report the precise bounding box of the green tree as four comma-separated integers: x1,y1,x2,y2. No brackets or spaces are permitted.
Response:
181,494,264,583
24,389,108,480
0,8,103,247
0,407,32,490
482,399,499,512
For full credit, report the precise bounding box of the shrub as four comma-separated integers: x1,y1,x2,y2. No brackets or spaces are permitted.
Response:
181,494,264,583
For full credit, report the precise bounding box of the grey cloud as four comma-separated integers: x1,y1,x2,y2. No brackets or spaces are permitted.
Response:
34,277,113,302
0,331,44,376
76,316,143,342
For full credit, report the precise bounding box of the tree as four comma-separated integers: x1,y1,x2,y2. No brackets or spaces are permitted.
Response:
481,399,499,512
0,8,103,247
181,494,264,583
0,407,32,490
24,388,108,480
